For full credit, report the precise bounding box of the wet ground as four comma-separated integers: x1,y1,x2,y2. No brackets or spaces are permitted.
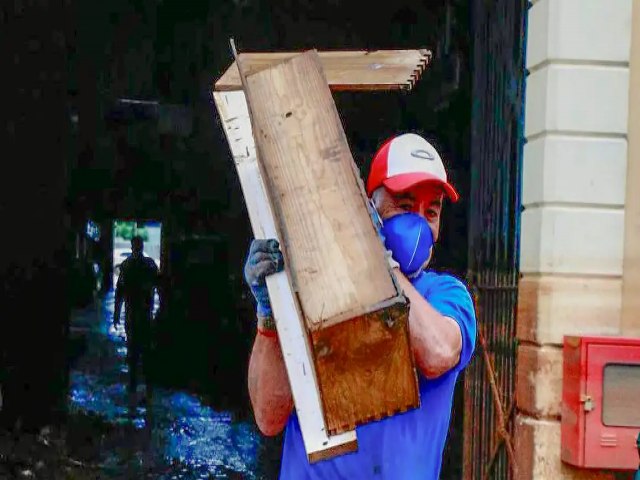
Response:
58,290,274,479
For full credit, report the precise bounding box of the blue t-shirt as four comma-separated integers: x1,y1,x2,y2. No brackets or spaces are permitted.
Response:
279,271,477,480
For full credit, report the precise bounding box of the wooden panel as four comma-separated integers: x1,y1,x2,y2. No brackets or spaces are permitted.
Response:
213,90,358,461
621,0,640,336
215,49,431,92
243,50,400,331
310,301,419,435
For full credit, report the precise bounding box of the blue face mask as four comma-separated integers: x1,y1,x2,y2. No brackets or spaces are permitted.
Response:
380,212,434,278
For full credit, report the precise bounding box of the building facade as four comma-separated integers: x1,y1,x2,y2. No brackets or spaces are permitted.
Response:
515,0,638,478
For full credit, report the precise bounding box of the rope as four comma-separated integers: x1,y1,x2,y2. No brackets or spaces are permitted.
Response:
477,326,519,480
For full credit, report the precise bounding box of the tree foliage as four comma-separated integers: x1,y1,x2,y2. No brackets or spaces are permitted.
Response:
113,221,149,241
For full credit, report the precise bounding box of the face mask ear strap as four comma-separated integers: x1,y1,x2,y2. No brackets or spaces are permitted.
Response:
368,198,384,230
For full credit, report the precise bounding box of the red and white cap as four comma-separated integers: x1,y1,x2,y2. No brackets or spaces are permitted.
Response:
366,133,460,202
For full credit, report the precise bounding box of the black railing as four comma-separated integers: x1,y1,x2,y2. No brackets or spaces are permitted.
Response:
464,0,527,478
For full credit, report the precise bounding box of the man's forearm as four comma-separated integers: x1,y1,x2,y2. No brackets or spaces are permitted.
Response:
394,270,462,378
248,322,293,436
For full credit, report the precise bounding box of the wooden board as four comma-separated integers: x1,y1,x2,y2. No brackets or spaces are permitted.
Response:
213,90,358,461
240,49,419,434
621,0,640,337
215,49,431,92
243,50,400,332
310,301,419,435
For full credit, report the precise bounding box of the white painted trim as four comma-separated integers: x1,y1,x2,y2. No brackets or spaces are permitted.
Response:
621,0,640,336
213,90,358,460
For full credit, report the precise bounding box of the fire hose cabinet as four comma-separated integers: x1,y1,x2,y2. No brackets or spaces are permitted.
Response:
561,335,640,470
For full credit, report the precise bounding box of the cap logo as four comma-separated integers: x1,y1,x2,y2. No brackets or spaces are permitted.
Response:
411,149,434,161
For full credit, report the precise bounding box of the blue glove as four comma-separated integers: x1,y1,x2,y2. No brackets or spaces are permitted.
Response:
380,212,434,278
244,239,284,317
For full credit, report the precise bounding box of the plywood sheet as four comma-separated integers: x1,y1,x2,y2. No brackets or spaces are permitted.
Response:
243,50,398,331
215,49,431,92
213,90,358,461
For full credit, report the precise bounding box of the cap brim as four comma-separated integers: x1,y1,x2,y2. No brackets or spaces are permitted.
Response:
383,173,460,203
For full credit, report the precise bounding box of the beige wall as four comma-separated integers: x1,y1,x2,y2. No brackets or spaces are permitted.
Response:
622,0,640,336
517,0,634,478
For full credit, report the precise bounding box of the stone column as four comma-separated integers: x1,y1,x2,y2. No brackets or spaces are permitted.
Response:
516,0,633,478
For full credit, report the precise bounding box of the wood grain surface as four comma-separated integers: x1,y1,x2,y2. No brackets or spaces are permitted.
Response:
310,301,420,435
213,90,358,460
215,49,431,92
243,50,399,331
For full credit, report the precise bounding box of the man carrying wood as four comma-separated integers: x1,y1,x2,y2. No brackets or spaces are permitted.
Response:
244,133,477,479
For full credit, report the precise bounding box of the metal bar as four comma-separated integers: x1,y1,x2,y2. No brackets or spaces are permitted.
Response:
477,326,519,479
483,394,517,480
464,0,526,477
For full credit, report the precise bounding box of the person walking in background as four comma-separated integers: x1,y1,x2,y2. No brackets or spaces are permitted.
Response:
113,235,160,401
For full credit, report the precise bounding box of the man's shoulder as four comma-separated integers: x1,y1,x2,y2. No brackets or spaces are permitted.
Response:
120,257,133,270
120,256,157,273
420,271,477,333
142,257,159,275
415,271,475,318
417,270,471,295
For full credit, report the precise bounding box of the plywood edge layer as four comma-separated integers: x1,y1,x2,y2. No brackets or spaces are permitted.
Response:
307,438,359,464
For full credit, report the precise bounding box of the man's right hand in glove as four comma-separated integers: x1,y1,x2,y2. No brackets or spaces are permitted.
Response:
245,239,293,435
244,239,285,318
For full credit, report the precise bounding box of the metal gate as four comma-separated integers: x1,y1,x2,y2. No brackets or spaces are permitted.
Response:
463,0,527,478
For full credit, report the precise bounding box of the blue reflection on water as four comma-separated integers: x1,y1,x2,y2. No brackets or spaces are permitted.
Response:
68,290,263,478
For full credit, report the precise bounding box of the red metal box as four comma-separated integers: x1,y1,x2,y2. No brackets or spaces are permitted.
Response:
561,335,640,470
